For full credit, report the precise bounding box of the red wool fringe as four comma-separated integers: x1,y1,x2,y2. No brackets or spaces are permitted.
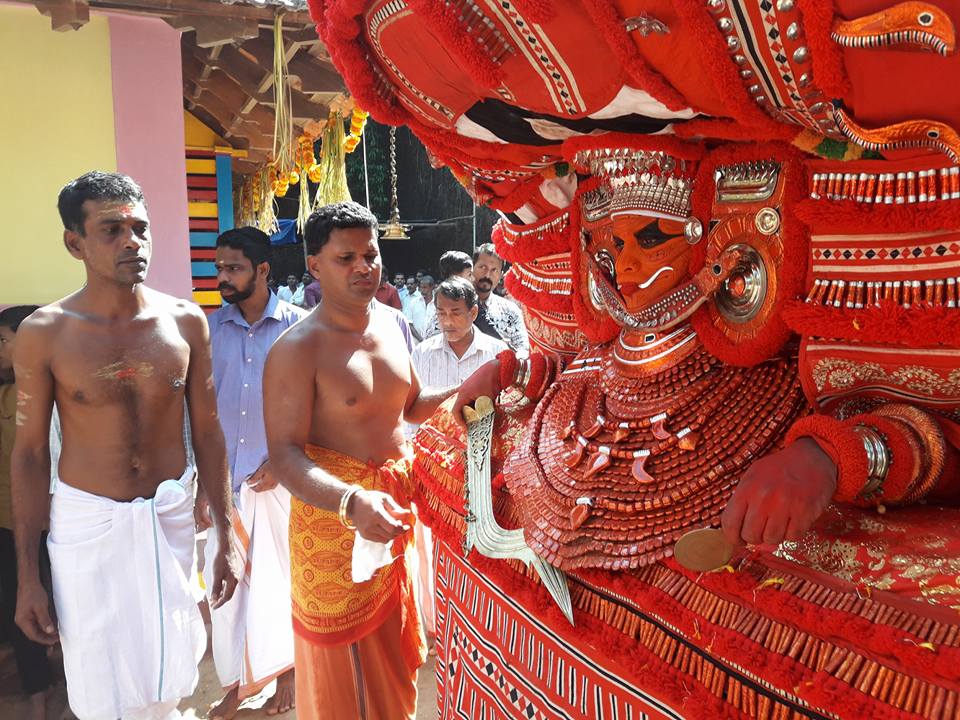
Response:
795,0,852,100
783,300,960,348
793,197,960,234
503,272,575,314
577,0,690,112
675,117,797,143
689,142,808,366
491,209,574,264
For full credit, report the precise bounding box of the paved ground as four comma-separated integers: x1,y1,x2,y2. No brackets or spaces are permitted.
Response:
0,634,438,719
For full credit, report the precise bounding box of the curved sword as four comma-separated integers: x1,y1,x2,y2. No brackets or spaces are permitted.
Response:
463,398,574,625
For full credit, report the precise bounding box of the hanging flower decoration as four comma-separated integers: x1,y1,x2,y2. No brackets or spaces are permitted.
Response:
343,107,369,154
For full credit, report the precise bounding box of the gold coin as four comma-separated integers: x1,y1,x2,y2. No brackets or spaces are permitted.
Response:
673,528,734,572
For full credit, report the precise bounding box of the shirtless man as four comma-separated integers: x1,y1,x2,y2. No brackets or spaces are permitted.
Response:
11,171,240,720
264,201,455,720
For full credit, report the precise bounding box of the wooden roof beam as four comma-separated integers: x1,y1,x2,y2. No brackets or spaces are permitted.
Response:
32,0,90,31
167,15,259,47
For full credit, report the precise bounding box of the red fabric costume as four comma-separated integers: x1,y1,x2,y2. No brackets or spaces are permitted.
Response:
308,1,960,717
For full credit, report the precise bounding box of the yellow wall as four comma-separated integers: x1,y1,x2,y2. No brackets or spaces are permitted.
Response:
0,6,117,305
184,109,227,149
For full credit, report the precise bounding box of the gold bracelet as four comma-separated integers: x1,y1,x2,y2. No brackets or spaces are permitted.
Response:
338,484,362,530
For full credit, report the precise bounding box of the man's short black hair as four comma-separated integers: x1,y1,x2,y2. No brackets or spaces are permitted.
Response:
303,201,378,255
216,226,271,268
473,242,504,269
438,251,473,280
435,277,478,310
57,171,145,235
0,305,41,333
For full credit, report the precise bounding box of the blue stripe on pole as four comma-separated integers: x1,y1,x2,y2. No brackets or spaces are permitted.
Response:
190,232,219,248
215,153,234,233
191,261,217,277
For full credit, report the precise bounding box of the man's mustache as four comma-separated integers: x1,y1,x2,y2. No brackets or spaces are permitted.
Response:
218,284,236,293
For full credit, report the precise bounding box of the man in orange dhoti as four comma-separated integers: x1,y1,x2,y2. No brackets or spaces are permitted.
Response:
290,449,423,719
264,202,457,720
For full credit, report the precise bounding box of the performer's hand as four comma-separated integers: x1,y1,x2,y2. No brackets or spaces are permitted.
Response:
208,541,242,609
247,460,279,493
349,490,415,543
15,580,58,645
721,438,838,547
194,492,212,532
453,359,501,427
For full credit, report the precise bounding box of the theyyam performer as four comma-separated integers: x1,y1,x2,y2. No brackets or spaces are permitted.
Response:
309,2,960,718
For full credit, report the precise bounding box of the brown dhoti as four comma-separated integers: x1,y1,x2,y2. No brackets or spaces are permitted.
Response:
290,445,425,720
293,604,417,720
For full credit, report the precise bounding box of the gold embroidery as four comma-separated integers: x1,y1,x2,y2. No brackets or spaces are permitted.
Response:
813,357,960,396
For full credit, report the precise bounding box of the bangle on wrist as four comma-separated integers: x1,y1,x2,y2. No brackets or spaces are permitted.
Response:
850,424,889,499
338,484,363,530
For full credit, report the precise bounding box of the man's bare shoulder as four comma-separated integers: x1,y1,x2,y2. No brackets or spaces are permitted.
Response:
143,287,205,321
269,310,324,356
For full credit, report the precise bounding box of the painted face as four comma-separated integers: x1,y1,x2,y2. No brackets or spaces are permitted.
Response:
71,199,151,285
596,215,692,313
307,226,381,306
436,293,478,344
215,246,258,304
473,253,503,296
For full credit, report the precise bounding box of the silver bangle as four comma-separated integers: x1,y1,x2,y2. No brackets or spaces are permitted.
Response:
852,425,890,497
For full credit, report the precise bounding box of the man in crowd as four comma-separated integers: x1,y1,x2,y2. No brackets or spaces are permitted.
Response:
393,272,407,292
412,277,506,387
401,277,419,313
409,277,507,644
12,171,240,720
473,243,529,357
423,250,473,339
277,273,305,307
375,268,403,310
203,227,303,719
304,272,323,309
264,201,457,719
404,275,436,342
0,305,54,720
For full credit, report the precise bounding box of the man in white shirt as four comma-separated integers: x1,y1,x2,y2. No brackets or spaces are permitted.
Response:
409,277,506,645
403,274,436,342
411,276,506,394
276,274,305,307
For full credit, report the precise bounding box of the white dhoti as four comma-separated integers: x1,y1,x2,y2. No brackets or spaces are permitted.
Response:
48,467,206,720
203,483,294,699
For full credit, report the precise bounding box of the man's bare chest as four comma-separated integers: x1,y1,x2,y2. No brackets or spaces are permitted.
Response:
53,324,189,408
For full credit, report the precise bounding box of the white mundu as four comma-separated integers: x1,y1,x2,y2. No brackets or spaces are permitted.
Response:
203,482,294,699
48,466,205,720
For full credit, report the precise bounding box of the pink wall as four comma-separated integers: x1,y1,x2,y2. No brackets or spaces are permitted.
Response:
108,14,192,299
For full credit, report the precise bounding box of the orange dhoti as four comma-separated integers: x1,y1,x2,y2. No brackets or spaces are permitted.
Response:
290,445,426,720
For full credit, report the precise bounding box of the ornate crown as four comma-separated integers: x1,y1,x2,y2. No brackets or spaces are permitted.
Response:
575,148,695,222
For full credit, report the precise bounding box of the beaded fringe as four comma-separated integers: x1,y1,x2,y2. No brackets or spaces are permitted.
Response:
810,168,960,204
805,277,959,309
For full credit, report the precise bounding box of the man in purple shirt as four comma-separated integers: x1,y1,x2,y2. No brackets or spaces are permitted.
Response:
202,227,305,719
